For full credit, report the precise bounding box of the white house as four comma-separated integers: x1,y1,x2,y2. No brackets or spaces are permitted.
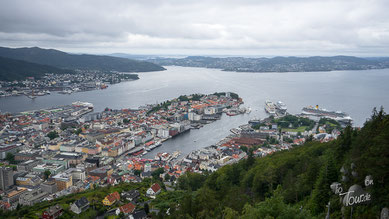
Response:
146,183,161,199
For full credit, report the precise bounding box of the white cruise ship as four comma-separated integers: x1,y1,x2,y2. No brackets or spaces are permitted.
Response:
72,101,94,109
265,100,276,114
276,101,287,115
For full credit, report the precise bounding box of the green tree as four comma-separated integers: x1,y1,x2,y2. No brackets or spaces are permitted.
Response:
47,131,59,140
309,156,337,215
245,149,255,169
178,95,189,101
337,125,352,158
326,156,338,184
223,207,239,219
152,168,165,180
5,152,15,164
144,203,150,214
178,172,207,191
74,128,82,135
134,169,141,176
180,192,193,216
164,173,171,181
241,185,312,219
193,187,218,218
306,134,313,142
44,170,51,180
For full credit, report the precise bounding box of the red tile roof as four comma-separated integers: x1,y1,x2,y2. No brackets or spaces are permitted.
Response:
106,191,120,202
150,183,161,193
119,202,136,214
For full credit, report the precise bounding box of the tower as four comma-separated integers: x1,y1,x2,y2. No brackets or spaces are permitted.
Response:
0,166,14,191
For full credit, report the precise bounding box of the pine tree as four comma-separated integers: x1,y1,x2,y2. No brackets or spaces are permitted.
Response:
326,156,338,184
309,158,334,215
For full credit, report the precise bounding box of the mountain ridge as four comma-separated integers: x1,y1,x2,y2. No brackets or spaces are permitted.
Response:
0,46,166,72
148,55,389,72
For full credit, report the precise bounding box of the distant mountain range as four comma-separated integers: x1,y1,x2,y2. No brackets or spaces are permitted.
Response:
148,55,389,72
2,46,389,82
0,46,165,81
0,56,73,81
108,53,162,60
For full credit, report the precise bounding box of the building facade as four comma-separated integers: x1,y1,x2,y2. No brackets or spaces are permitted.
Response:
0,166,14,191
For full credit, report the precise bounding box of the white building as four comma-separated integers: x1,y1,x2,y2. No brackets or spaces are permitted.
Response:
204,107,216,115
146,183,161,199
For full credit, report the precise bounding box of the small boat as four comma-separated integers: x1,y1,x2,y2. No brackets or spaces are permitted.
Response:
59,89,73,94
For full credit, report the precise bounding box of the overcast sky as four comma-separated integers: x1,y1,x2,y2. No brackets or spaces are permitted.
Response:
0,0,388,56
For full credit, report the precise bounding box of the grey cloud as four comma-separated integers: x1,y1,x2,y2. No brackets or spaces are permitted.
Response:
0,0,389,56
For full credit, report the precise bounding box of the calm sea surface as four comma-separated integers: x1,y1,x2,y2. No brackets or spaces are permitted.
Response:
1,66,389,157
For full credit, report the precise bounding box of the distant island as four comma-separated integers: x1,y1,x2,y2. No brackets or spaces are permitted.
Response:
148,55,389,72
0,46,165,81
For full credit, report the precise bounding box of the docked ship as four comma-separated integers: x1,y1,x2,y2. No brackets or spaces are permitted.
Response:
72,101,94,109
275,101,287,115
226,108,239,116
302,105,348,117
264,100,276,114
144,141,162,151
128,147,144,156
302,105,352,124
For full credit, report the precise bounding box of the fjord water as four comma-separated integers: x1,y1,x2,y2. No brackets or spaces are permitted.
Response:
1,66,389,157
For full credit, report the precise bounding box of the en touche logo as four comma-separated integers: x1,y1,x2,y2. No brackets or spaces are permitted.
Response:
330,164,373,207
342,184,372,206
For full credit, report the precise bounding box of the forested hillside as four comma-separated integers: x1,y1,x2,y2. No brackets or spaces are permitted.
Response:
152,108,389,218
0,47,165,72
0,56,73,81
